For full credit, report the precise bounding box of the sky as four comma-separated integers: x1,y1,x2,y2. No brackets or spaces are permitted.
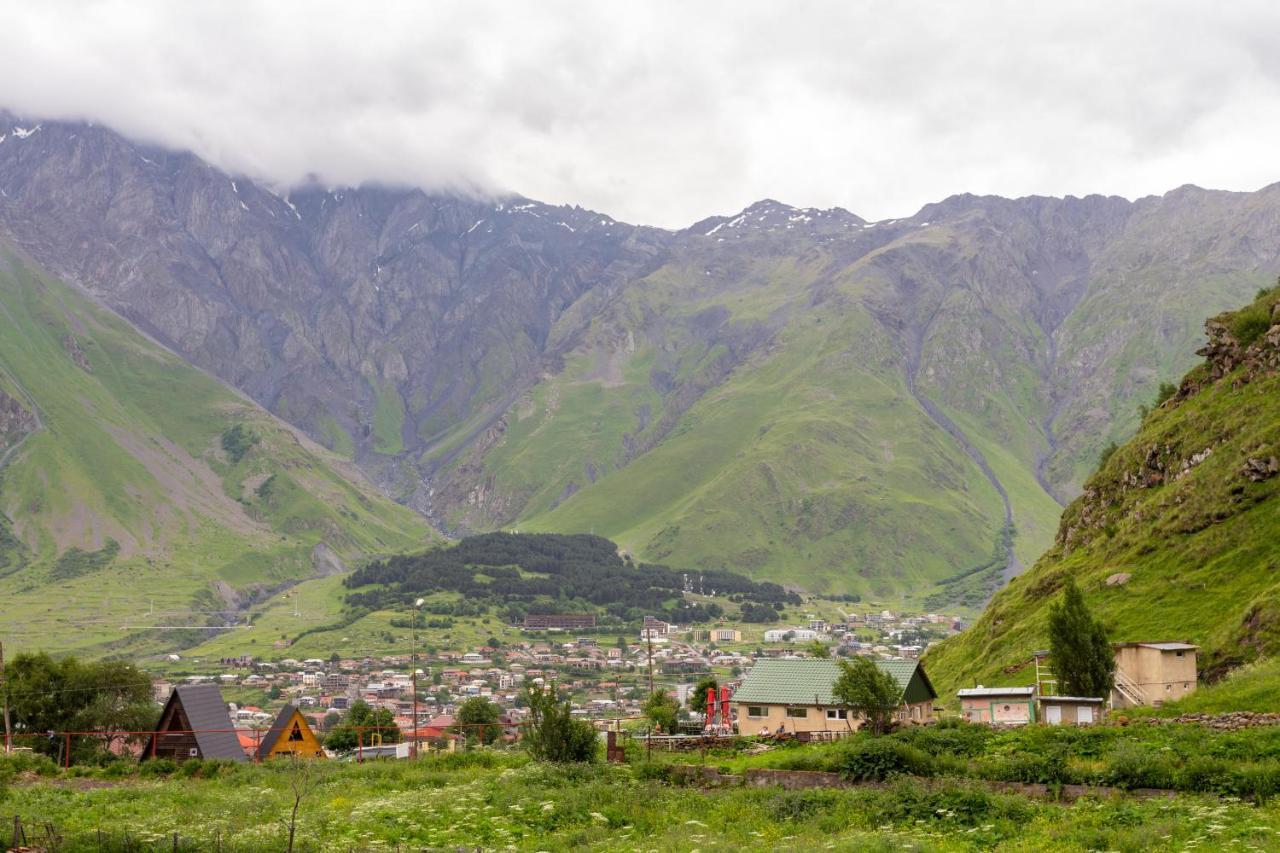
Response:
3,1,1280,228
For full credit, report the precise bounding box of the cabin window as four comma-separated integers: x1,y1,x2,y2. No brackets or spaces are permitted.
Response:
747,706,767,719
826,709,848,720
786,707,808,718
1175,651,1184,657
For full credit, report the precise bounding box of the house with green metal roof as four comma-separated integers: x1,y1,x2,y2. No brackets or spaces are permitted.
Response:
732,658,936,736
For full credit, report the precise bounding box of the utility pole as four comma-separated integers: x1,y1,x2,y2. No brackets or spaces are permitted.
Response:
1,640,11,753
646,629,654,694
411,598,423,759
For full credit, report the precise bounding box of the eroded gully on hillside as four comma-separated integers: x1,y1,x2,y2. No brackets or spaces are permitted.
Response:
902,324,1022,588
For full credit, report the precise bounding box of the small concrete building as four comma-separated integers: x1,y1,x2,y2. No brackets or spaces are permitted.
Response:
1039,695,1105,725
1112,642,1198,708
733,659,936,735
957,686,1036,725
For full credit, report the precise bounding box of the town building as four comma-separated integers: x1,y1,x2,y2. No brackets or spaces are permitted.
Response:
1039,695,1105,725
523,613,596,630
957,686,1037,725
1111,642,1198,708
732,659,936,735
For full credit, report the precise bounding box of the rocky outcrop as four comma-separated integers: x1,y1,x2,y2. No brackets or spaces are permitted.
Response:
62,335,91,372
0,389,36,451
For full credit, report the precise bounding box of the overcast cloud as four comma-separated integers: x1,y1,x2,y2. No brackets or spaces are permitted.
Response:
2,0,1280,227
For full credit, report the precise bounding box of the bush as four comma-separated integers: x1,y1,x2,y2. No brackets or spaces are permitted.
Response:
764,788,841,822
631,761,672,783
1103,743,1176,790
1177,755,1237,795
981,748,1072,785
1232,764,1280,803
894,721,993,757
836,736,934,782
139,758,178,778
872,779,1032,828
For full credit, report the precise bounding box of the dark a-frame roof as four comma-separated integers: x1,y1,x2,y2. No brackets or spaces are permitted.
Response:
255,703,311,759
144,683,246,762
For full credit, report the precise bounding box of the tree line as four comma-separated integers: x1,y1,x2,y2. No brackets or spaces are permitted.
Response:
345,532,799,623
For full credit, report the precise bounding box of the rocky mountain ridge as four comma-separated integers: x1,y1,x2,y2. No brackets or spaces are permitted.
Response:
3,110,1279,598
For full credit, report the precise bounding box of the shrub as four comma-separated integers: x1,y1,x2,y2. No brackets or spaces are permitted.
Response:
894,721,993,757
981,748,1072,785
836,736,934,782
1233,764,1280,803
764,788,841,822
1177,755,1237,795
139,758,178,778
873,779,1032,828
1103,743,1176,790
631,761,672,783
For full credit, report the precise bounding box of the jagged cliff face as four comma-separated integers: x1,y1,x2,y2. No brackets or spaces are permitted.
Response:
0,114,668,513
3,111,1280,596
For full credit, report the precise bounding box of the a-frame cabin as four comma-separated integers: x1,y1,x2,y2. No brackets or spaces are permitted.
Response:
255,704,325,760
142,684,246,762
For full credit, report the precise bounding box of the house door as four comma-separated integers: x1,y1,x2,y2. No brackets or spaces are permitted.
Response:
1044,705,1062,724
1077,705,1093,724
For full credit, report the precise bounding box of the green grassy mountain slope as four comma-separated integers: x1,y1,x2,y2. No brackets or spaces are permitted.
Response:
431,219,1011,602
926,286,1280,693
0,247,433,655
428,195,1271,603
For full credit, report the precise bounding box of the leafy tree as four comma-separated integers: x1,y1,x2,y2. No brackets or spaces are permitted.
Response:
831,657,901,735
268,685,282,700
5,653,154,759
455,697,503,745
521,682,597,762
642,690,680,733
1048,577,1115,698
1154,381,1178,407
485,636,501,649
320,711,341,733
687,676,719,714
808,640,831,658
323,701,400,752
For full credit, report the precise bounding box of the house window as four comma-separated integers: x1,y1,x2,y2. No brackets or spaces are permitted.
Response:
747,706,767,719
786,707,808,718
1175,651,1184,657
826,709,848,720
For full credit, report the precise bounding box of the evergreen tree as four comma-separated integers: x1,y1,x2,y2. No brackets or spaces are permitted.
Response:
687,676,718,714
522,682,597,762
1047,577,1116,698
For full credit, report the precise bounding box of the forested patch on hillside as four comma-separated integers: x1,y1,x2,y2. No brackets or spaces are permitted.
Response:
345,532,800,624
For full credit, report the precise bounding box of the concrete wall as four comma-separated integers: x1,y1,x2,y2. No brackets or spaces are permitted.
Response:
735,700,932,734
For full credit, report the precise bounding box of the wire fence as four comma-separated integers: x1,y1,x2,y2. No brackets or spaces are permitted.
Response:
0,721,540,768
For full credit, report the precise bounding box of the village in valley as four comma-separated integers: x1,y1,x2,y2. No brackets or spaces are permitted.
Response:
122,598,1197,763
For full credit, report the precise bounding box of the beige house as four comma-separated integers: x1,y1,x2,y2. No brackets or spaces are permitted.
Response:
733,659,936,735
957,686,1036,725
1111,642,1198,708
712,628,742,643
1039,695,1105,725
